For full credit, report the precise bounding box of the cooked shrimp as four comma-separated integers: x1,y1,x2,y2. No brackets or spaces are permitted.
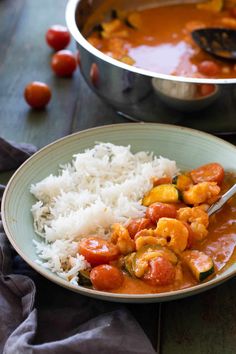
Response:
134,246,178,278
155,218,189,253
135,235,167,250
182,181,220,205
177,206,209,241
111,223,135,255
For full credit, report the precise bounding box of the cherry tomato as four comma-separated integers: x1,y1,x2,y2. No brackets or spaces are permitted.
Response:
143,257,176,286
127,218,154,239
153,177,172,186
24,81,51,109
79,237,119,266
90,264,124,290
51,50,77,77
46,25,70,51
146,202,177,223
190,163,224,184
197,60,220,76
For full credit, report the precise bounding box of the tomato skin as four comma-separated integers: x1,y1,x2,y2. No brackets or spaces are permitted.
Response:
153,177,172,186
190,163,224,184
46,25,70,51
143,257,176,286
24,81,51,109
146,202,177,223
51,50,77,77
79,237,120,266
197,61,220,76
90,264,124,290
127,218,154,239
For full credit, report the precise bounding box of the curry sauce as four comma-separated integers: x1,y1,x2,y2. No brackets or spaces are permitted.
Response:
87,2,236,79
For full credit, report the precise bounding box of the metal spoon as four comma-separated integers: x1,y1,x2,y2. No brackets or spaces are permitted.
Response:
207,183,236,216
192,28,236,61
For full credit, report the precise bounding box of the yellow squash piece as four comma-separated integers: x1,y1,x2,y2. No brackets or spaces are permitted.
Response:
142,184,180,206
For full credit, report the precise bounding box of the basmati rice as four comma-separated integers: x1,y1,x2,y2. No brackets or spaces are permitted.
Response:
31,142,178,284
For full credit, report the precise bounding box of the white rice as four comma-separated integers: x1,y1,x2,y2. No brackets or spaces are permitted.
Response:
31,142,178,284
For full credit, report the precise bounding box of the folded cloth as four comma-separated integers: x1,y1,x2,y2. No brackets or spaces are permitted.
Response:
0,138,156,354
0,137,37,172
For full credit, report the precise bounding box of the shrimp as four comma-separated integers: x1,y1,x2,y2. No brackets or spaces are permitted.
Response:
135,235,167,250
182,181,220,205
177,206,209,241
111,223,135,255
155,218,189,253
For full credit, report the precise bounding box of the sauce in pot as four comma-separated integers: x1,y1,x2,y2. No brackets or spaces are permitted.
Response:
86,2,236,79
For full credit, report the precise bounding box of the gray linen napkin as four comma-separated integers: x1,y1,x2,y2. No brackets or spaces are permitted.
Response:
0,137,156,354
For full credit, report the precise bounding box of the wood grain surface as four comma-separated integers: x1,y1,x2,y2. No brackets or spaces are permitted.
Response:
1,1,236,353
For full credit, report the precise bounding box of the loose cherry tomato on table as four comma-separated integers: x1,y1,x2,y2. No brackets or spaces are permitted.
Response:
143,257,176,286
46,25,70,51
197,60,220,76
127,218,154,239
90,264,124,290
190,162,224,184
24,81,51,109
79,236,120,266
146,202,177,223
51,50,77,77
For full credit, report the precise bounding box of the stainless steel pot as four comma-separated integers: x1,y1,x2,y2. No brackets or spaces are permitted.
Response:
66,0,236,134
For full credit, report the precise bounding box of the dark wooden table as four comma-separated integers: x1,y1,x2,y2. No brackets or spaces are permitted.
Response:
1,1,236,353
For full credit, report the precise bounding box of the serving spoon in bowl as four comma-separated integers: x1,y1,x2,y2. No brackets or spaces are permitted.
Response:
207,183,236,216
192,28,236,60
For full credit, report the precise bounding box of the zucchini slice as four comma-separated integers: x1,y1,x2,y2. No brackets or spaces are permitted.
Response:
181,250,214,281
78,269,92,286
172,174,193,191
124,252,136,277
142,184,181,206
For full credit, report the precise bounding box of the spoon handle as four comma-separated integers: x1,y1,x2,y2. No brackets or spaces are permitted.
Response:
207,183,236,216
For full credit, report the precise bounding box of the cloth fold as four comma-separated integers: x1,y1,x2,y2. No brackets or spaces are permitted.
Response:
0,137,37,172
0,137,156,354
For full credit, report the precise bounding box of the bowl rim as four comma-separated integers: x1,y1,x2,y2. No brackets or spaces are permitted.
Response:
66,0,236,85
2,122,236,302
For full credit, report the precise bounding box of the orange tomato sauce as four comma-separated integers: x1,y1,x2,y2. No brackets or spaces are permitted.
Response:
110,174,236,294
86,3,236,79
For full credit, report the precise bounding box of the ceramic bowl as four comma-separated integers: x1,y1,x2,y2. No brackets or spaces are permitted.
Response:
2,123,236,303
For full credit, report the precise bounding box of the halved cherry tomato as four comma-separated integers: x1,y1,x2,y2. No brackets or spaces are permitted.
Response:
143,257,176,286
79,236,119,266
51,50,77,77
90,264,124,290
46,25,70,51
127,218,154,239
153,177,172,186
146,202,177,223
190,163,224,184
24,81,51,109
197,61,220,76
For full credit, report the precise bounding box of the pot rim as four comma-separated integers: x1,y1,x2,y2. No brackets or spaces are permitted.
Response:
66,0,236,84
